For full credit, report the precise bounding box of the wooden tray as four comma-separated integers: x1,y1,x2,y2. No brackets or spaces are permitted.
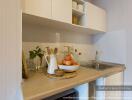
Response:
46,72,77,79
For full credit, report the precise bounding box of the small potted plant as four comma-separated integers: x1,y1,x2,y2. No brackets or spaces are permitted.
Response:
29,46,44,71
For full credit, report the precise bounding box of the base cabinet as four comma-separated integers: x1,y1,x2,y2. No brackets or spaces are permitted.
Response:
96,72,124,100
105,72,124,100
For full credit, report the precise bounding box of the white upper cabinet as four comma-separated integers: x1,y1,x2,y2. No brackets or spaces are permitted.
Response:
22,0,52,19
86,2,106,32
52,0,72,23
22,0,106,34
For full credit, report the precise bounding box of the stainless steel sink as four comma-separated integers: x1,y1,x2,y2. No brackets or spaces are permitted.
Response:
81,61,115,70
88,63,114,70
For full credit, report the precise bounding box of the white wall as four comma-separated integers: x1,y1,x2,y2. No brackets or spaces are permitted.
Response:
0,0,22,100
94,30,127,64
92,0,132,99
22,22,96,63
23,42,95,65
23,22,93,44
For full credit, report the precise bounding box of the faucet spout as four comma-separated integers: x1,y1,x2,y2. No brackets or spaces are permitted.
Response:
95,51,99,61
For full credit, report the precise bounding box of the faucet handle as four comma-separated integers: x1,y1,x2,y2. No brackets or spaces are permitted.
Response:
96,51,99,56
95,50,99,60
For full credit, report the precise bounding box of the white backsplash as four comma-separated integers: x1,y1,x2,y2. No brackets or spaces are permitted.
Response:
23,42,96,65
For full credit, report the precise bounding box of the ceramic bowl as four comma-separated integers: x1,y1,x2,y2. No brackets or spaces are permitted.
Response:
58,65,79,72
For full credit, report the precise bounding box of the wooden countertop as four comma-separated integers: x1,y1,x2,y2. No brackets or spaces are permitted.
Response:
22,65,125,100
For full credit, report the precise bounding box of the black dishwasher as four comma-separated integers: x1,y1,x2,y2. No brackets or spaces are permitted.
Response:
43,89,79,100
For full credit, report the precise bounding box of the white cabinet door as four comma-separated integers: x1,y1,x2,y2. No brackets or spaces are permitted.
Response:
86,2,106,32
52,0,72,23
96,72,124,100
105,72,124,100
22,0,52,19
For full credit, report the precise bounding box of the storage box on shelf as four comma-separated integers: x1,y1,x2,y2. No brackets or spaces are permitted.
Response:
72,0,86,26
73,0,85,5
72,0,85,12
72,8,85,17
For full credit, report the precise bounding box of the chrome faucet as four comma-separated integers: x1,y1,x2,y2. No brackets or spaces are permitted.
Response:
95,51,100,70
95,51,99,61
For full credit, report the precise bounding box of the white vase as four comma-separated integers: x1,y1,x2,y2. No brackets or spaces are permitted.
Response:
45,54,58,74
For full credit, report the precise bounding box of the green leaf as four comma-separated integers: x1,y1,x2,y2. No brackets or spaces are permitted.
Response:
38,48,41,53
29,46,44,59
29,51,36,59
38,53,44,58
36,46,39,49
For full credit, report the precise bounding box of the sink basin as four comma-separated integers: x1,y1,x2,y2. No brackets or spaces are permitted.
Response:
82,61,114,70
88,63,114,70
